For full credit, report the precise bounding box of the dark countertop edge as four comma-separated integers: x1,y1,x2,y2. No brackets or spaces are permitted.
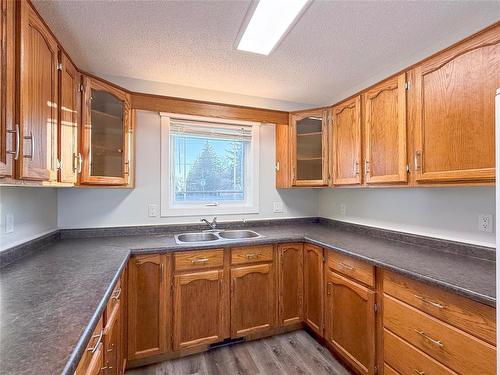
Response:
60,252,130,375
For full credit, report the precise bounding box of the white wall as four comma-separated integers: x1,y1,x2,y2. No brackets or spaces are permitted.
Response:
319,187,495,247
0,187,58,251
57,110,319,229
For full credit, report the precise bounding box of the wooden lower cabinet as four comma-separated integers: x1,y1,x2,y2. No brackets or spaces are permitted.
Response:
104,306,120,375
173,269,228,350
127,254,170,360
76,317,104,375
278,243,303,326
325,269,375,375
303,244,323,335
230,263,275,337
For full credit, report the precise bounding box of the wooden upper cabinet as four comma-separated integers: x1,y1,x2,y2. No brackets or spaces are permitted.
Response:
331,96,362,186
173,269,227,350
325,270,375,375
18,0,59,181
289,109,329,186
128,254,169,360
0,0,15,178
278,243,303,326
303,244,323,335
363,73,407,185
412,25,499,183
230,263,275,337
81,76,131,185
58,52,80,183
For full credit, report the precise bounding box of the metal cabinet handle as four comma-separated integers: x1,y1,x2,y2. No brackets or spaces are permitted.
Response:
327,282,333,296
414,294,444,309
415,329,444,348
23,131,34,159
87,330,103,354
111,288,121,300
339,262,354,271
275,161,280,172
245,253,261,259
77,153,83,174
192,258,209,264
6,124,20,160
415,151,422,171
413,370,425,375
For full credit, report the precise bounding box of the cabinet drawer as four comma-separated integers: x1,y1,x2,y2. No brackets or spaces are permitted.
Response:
326,251,374,287
384,294,496,375
384,270,495,345
231,245,273,265
106,277,122,314
75,316,104,375
384,328,455,375
174,249,224,271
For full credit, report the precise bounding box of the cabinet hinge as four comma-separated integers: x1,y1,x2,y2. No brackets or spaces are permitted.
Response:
56,63,63,71
374,303,378,312
406,164,410,173
404,82,411,90
374,365,378,374
56,158,63,170
79,84,84,92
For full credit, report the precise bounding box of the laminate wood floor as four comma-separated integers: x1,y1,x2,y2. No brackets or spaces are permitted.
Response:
126,330,351,375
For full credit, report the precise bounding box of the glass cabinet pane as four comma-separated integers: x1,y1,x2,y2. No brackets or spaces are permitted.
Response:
296,116,323,181
90,89,124,177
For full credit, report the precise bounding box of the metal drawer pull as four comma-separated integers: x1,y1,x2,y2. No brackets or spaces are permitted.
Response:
23,131,34,159
245,253,261,258
339,262,354,270
413,370,425,375
111,288,121,300
87,330,103,354
414,295,444,309
7,124,20,160
192,258,209,264
415,329,444,348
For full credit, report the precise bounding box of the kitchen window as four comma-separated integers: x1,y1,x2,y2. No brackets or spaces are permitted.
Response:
160,113,260,216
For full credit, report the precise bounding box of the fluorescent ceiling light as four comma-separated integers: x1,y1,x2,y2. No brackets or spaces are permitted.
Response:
237,0,309,56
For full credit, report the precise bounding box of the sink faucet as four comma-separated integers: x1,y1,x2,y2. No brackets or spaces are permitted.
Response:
201,217,217,230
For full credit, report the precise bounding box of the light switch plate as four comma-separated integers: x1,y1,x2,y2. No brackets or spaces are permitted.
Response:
5,213,14,233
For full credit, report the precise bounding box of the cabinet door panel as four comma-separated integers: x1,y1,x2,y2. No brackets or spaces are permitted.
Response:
128,254,169,360
173,270,227,350
231,263,275,337
325,270,375,375
278,243,303,326
59,53,79,183
364,73,407,184
303,244,323,335
81,76,131,185
290,110,329,186
19,1,59,181
0,0,15,178
332,96,361,185
414,27,499,183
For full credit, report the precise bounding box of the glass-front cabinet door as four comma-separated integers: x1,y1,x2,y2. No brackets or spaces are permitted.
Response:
80,76,131,185
290,109,329,186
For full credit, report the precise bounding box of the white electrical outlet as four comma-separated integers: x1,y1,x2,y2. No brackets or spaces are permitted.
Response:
340,204,346,215
148,204,158,217
273,201,284,213
5,213,14,234
478,214,493,233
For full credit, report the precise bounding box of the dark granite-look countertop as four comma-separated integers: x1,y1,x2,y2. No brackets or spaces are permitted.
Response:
0,220,495,375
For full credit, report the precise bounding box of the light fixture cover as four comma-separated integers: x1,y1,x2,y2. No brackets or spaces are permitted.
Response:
237,0,309,55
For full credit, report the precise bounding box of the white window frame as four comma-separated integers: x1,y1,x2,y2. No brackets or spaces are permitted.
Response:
160,112,260,217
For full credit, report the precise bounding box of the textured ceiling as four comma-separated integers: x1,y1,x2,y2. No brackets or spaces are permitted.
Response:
33,0,500,109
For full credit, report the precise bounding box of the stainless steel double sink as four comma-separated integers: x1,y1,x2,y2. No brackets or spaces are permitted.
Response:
174,229,263,245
